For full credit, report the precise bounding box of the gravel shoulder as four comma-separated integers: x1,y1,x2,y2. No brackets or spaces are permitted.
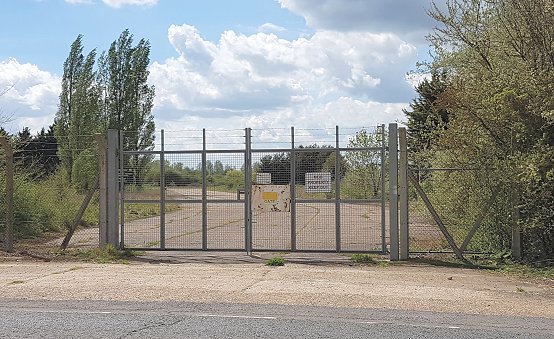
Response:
1,252,553,319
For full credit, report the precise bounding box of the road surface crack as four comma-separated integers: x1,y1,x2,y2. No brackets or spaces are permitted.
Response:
117,316,183,338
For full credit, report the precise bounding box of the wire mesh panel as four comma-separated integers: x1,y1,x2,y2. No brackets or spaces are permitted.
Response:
407,149,502,253
2,133,102,250
295,202,336,251
163,153,203,249
340,202,382,251
205,152,246,250
116,126,386,252
206,153,245,200
121,203,161,248
206,203,245,249
164,203,202,249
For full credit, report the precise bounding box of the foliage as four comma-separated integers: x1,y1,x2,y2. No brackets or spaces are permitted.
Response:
265,256,285,266
12,126,59,179
66,244,137,264
55,35,101,183
0,170,99,239
254,144,346,186
350,253,375,264
99,30,156,186
413,0,554,259
403,70,450,165
342,129,383,199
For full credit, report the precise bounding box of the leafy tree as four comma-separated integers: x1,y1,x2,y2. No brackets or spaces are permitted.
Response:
55,35,101,183
342,129,382,199
417,0,554,258
98,29,155,185
403,70,450,160
256,153,290,185
11,126,59,179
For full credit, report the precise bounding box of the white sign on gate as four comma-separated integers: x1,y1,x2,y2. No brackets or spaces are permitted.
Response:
305,172,332,193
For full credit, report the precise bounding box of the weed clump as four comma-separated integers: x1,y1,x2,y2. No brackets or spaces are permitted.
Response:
266,256,285,266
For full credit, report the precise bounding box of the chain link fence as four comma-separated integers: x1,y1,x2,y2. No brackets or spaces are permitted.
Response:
407,149,512,254
1,134,101,253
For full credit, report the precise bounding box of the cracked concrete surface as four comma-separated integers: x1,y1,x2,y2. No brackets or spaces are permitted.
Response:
1,253,553,319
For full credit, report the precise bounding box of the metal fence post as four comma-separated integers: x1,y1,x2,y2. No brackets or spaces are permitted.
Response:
380,124,386,254
106,129,120,248
160,129,166,250
95,134,108,247
388,123,399,261
290,127,297,251
244,128,253,253
335,126,341,252
202,129,208,250
0,137,14,252
399,127,409,260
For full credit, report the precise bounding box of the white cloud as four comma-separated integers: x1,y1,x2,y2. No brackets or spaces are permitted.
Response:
64,0,157,8
148,24,415,137
65,0,94,4
258,23,287,33
0,58,60,132
150,24,415,113
102,0,157,8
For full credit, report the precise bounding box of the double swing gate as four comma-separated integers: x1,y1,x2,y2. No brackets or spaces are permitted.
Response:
107,126,389,253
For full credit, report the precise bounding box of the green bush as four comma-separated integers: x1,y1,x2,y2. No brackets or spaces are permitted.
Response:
0,170,99,240
350,253,375,264
266,256,285,266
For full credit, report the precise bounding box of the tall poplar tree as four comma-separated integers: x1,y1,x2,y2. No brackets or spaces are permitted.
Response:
55,35,100,182
98,29,155,184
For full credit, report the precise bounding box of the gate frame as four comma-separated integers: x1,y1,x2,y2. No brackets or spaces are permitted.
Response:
101,125,399,258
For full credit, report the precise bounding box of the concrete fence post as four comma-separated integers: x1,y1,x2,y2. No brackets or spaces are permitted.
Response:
0,137,14,252
388,123,399,261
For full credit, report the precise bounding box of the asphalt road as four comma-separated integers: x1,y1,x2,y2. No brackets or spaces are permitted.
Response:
1,299,552,339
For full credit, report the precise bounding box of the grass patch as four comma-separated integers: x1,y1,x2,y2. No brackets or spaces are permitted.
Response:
351,253,375,264
378,261,390,268
63,245,138,264
145,241,160,248
124,203,181,221
266,256,285,266
493,263,554,280
410,254,554,283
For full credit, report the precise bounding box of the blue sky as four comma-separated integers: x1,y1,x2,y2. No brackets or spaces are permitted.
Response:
0,0,441,137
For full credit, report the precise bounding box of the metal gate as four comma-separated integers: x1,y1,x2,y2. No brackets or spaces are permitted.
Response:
115,126,388,252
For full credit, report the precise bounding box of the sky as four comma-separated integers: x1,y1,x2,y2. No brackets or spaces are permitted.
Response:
0,0,443,139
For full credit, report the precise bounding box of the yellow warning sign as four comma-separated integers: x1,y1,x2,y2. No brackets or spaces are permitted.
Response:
262,192,278,202
252,185,291,212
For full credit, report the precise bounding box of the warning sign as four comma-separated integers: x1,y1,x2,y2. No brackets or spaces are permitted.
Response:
262,191,278,202
252,185,290,212
305,172,331,193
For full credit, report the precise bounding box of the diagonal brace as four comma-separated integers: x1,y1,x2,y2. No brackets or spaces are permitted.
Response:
408,170,468,263
460,186,500,252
